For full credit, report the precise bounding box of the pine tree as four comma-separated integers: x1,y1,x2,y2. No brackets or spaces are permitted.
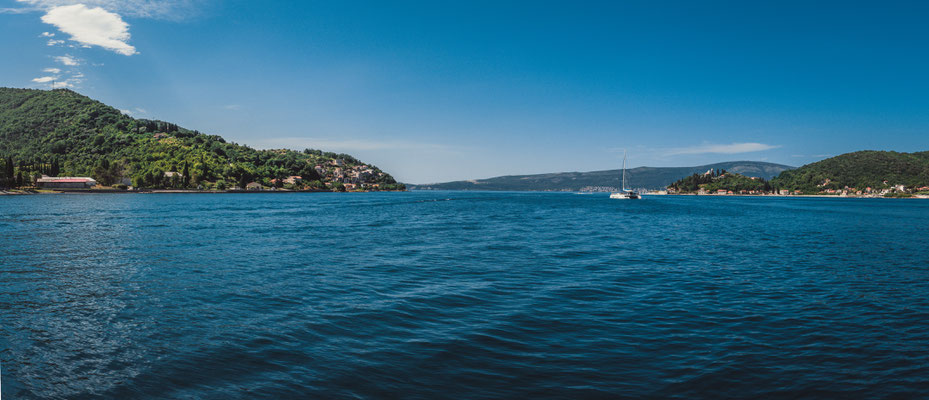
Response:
182,161,190,188
5,157,14,186
0,157,7,188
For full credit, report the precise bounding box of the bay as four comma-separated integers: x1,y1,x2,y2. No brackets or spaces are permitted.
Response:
2,192,928,398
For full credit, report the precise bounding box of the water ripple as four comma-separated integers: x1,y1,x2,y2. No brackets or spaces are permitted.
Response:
2,193,929,398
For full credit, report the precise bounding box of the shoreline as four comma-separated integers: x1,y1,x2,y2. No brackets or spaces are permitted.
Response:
0,189,406,195
658,193,929,199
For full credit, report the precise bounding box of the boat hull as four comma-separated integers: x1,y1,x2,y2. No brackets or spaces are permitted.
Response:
610,192,640,199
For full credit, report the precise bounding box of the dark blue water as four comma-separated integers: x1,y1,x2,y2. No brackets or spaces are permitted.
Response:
2,192,929,399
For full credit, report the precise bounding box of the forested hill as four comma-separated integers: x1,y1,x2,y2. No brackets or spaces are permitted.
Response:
409,161,793,191
771,151,929,192
668,169,772,193
0,88,402,190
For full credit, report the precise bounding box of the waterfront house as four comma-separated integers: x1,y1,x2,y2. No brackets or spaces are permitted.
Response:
35,176,97,189
284,176,302,185
246,182,262,191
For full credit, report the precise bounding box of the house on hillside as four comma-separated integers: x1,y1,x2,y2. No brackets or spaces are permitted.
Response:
35,176,97,189
246,182,263,191
284,176,302,185
164,171,183,179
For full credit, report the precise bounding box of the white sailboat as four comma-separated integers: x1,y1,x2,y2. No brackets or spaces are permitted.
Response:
610,150,640,199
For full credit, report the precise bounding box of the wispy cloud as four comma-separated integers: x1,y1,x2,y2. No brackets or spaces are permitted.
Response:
666,142,780,156
254,137,456,153
54,55,79,65
120,107,147,116
0,7,32,14
33,62,83,89
40,4,137,55
223,104,242,110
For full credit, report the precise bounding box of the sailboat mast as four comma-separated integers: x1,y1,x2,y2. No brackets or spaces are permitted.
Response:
622,150,627,191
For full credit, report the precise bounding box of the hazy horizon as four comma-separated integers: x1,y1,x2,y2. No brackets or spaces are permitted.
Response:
2,1,927,183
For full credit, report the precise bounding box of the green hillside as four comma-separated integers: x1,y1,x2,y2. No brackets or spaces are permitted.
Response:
0,88,403,190
770,151,929,193
668,169,772,193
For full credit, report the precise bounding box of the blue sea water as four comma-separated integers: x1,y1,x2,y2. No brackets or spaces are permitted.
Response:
1,192,928,399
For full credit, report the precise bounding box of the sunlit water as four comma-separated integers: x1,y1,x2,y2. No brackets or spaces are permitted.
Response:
2,192,928,399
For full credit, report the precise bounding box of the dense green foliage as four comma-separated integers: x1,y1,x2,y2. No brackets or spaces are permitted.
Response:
668,169,772,193
0,88,403,190
770,151,929,192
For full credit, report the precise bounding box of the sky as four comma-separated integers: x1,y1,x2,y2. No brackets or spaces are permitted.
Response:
1,1,928,183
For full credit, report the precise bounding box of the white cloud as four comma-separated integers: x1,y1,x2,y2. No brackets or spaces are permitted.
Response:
40,4,137,55
47,39,65,46
43,67,61,73
666,142,780,156
32,76,56,83
54,55,79,65
16,0,194,19
40,31,55,37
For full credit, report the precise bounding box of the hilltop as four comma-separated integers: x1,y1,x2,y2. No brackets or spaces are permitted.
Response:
770,150,929,195
0,88,403,190
668,169,772,194
408,161,793,191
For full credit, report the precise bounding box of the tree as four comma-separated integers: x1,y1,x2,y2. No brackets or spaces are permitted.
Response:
4,156,13,186
0,157,8,188
299,164,322,181
182,161,190,188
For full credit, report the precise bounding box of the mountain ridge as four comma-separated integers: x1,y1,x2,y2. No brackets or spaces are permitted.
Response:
409,161,794,191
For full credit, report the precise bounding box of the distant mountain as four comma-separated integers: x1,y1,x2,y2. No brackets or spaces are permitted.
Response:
771,150,929,192
0,88,402,190
409,161,794,191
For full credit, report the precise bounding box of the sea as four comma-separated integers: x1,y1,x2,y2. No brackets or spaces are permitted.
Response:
1,192,928,399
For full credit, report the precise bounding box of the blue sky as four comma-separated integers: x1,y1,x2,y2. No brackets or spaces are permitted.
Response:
2,1,928,183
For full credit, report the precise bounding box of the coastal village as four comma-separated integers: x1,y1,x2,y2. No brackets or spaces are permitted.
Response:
664,168,929,198
5,157,396,193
